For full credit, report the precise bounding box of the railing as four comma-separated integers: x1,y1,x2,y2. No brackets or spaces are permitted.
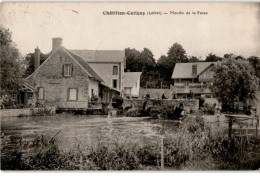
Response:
173,86,212,94
174,83,202,87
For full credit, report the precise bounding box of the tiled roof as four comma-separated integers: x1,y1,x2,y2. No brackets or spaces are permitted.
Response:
171,62,215,79
71,50,125,63
123,72,142,88
65,48,103,82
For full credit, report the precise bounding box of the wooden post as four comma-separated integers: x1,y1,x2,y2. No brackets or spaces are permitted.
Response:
256,115,259,140
228,115,233,140
161,136,164,169
80,155,83,170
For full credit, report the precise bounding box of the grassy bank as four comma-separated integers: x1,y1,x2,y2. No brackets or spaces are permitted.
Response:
1,116,259,170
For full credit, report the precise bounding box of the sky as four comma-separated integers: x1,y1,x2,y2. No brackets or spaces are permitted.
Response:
0,2,260,60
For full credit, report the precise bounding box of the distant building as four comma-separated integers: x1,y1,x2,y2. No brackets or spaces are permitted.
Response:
123,72,142,98
25,38,124,110
171,62,217,99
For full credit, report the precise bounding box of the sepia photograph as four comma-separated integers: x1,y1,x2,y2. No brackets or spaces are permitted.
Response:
0,1,260,171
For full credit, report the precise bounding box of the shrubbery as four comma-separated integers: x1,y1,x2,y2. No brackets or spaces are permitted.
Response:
149,104,184,120
33,104,56,116
201,103,216,115
112,95,123,109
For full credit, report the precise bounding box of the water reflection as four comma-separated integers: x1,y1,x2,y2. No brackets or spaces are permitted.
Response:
1,115,180,150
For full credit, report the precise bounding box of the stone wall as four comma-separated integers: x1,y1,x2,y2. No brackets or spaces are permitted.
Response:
123,99,199,111
26,48,90,109
0,108,39,117
139,88,173,99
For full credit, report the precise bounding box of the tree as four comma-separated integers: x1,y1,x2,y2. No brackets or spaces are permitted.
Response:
234,55,246,61
0,26,23,96
23,52,51,77
205,53,222,62
157,43,188,84
125,48,157,88
211,58,259,112
167,43,188,63
125,48,140,72
125,48,155,72
248,56,260,81
157,55,172,84
188,56,200,62
139,48,156,71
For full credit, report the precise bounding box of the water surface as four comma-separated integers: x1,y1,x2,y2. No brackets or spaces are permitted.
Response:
1,114,180,150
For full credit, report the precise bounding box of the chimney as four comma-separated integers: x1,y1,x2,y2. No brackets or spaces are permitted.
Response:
52,37,62,51
34,47,40,71
192,64,197,76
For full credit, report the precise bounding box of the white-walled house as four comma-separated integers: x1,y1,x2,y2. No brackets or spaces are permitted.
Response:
123,72,142,98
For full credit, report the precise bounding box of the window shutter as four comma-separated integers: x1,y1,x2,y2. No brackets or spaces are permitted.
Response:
76,88,78,100
62,64,64,77
71,64,73,76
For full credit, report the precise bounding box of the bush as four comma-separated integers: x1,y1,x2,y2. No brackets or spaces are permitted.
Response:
1,133,95,170
150,106,161,118
101,101,109,114
160,105,176,119
201,103,216,115
90,95,99,105
125,108,142,117
33,104,56,116
112,95,123,109
149,104,183,120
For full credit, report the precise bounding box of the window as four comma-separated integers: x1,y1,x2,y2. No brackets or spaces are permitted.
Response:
11,93,16,100
28,92,33,99
103,91,110,102
112,79,118,89
91,89,94,97
63,64,73,77
112,66,118,75
38,87,44,100
68,88,78,101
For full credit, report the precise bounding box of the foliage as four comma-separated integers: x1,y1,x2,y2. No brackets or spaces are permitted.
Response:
157,55,172,85
33,104,56,116
167,43,188,63
205,53,222,62
125,48,157,87
212,58,259,112
89,95,99,106
157,43,188,84
0,26,23,96
125,47,155,72
124,44,260,89
112,95,124,109
88,141,141,170
149,104,183,120
23,52,51,77
1,133,95,170
248,56,260,81
201,102,216,115
124,108,142,117
188,56,201,62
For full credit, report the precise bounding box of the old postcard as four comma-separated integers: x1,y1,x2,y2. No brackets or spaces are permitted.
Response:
0,2,260,171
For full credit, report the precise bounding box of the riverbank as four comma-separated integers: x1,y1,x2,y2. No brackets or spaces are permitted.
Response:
0,108,40,118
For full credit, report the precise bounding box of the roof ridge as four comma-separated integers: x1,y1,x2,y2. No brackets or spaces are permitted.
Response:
63,48,104,82
71,49,124,51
